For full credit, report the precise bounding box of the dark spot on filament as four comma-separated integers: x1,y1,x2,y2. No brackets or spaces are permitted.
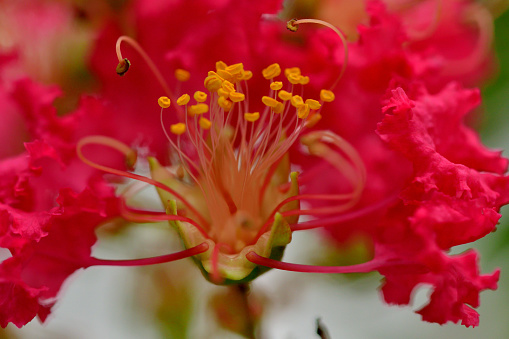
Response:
116,58,131,76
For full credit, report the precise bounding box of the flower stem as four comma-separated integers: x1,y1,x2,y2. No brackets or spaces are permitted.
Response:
236,284,257,339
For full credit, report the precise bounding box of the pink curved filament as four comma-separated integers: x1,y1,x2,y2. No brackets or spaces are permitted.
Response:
292,19,349,91
119,198,211,238
290,194,398,231
77,135,209,227
246,251,381,273
86,242,209,267
115,36,177,107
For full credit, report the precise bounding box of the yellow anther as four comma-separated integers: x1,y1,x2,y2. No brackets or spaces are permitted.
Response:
242,71,253,80
216,61,227,71
297,104,310,119
288,73,303,85
208,70,223,79
175,69,191,82
320,89,335,102
188,103,209,115
217,69,234,82
270,81,283,91
262,96,279,108
218,88,229,98
176,94,190,106
278,90,292,101
217,88,226,98
284,67,301,77
305,99,321,110
204,75,222,92
244,112,260,122
287,19,299,32
158,96,171,108
299,76,310,85
170,123,186,135
274,102,285,114
222,80,236,94
291,95,304,107
229,92,245,102
218,96,233,111
226,63,244,75
305,113,322,128
199,117,212,130
194,91,207,103
262,63,282,80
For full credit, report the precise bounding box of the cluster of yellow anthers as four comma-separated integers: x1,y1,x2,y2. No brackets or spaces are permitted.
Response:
157,61,335,133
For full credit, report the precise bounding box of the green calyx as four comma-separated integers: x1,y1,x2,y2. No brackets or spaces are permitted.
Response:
148,157,299,284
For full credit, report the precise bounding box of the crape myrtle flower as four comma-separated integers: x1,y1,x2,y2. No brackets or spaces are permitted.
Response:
0,0,507,330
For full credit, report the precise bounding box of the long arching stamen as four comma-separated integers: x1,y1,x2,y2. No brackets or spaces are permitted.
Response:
116,36,171,96
287,19,348,91
86,242,209,267
246,251,384,273
115,36,185,117
119,198,211,238
290,194,398,231
77,136,209,226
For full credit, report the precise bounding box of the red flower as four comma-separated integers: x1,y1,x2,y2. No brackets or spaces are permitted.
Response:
0,0,507,330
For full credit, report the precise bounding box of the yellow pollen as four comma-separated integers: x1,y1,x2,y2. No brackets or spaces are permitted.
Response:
225,63,244,75
262,96,279,108
204,75,222,92
199,117,212,130
278,90,292,101
285,67,301,77
229,92,245,102
244,112,260,122
262,63,282,80
287,19,299,32
222,80,236,94
217,69,234,82
158,96,171,108
299,76,310,85
176,94,190,106
274,102,285,114
290,95,304,107
218,88,229,98
288,73,303,85
320,89,335,102
218,96,233,111
242,71,253,80
189,103,209,115
270,81,283,90
305,99,321,110
170,123,186,135
216,61,227,71
194,91,207,103
297,103,310,119
175,69,191,82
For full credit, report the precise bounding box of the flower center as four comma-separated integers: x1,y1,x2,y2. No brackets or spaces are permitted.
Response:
157,61,335,252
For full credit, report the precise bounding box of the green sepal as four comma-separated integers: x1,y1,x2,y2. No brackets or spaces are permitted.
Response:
167,200,291,285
